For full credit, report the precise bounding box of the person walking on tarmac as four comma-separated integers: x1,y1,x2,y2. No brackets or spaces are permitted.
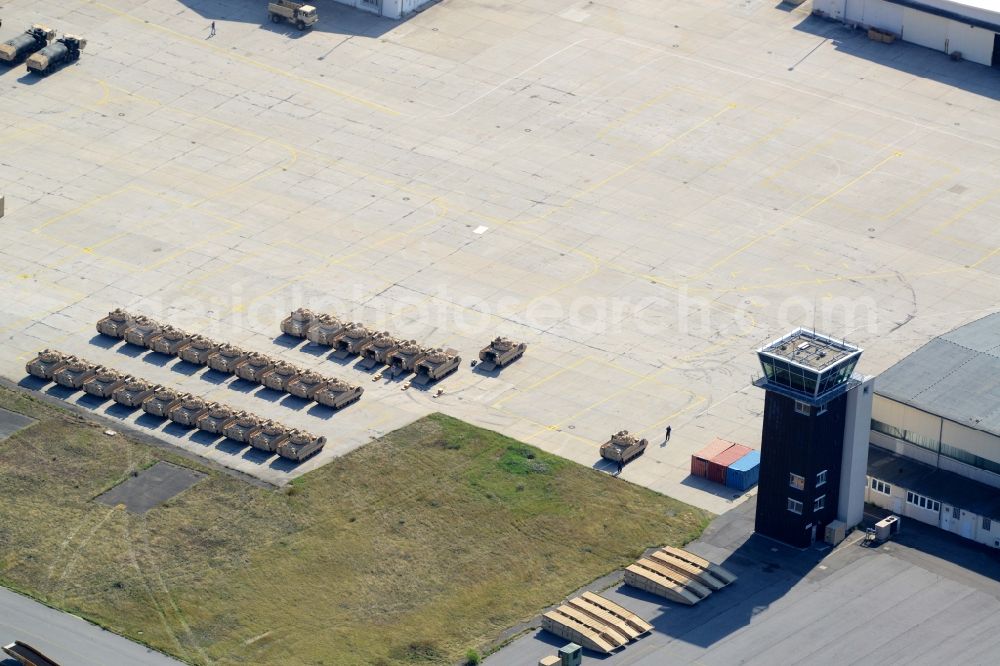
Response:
209,21,216,38
665,425,672,444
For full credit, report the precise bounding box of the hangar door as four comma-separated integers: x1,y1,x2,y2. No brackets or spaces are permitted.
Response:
902,8,947,52
862,0,904,34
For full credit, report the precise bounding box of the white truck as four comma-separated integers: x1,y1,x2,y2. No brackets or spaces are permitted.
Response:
267,0,319,30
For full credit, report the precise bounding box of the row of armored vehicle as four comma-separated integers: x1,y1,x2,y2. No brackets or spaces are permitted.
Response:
0,24,86,74
25,350,326,462
96,309,363,409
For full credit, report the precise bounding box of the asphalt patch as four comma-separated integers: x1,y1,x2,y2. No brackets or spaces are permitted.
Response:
96,461,205,514
0,406,36,441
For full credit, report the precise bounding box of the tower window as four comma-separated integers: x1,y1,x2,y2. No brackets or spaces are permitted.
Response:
870,478,891,495
789,473,805,490
794,401,810,416
816,470,827,487
787,498,803,515
814,495,825,512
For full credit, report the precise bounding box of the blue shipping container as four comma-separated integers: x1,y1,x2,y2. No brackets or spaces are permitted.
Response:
725,449,760,491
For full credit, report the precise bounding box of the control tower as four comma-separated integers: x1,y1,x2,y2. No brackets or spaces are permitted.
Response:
753,328,873,547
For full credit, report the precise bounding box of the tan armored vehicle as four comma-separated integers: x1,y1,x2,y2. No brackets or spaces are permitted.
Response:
25,349,70,380
53,359,98,389
178,335,218,365
148,326,192,355
306,313,344,346
332,322,373,358
314,378,364,408
196,403,238,434
223,412,263,443
261,362,300,391
280,308,315,338
168,395,210,427
600,430,649,463
123,315,162,347
112,379,160,408
478,337,527,371
249,421,290,452
413,348,461,386
268,0,319,30
207,344,247,374
142,387,183,418
235,353,275,383
388,340,428,377
359,332,400,370
286,371,326,400
96,309,134,338
82,368,129,398
277,430,326,462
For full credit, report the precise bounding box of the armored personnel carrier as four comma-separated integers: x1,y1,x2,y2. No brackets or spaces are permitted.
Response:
235,353,275,383
148,326,191,355
313,378,364,408
178,335,218,365
277,430,326,462
387,340,428,378
123,315,162,347
286,371,326,400
332,322,373,358
196,403,238,434
280,308,315,338
168,395,210,427
599,430,648,463
261,362,300,391
112,379,160,408
96,309,134,338
142,387,183,418
413,348,461,386
25,350,70,380
478,337,527,371
359,332,400,370
52,359,98,389
206,344,247,374
249,421,290,452
305,313,344,346
82,368,129,398
223,412,263,443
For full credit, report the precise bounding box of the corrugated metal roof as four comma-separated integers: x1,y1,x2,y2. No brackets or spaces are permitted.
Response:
875,313,1000,437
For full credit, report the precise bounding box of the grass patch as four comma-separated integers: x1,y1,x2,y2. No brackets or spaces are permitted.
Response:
0,386,710,665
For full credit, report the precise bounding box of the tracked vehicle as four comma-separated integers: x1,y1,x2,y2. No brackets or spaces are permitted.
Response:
280,308,315,338
148,326,192,355
142,388,183,418
123,315,162,347
261,362,300,391
0,25,55,63
235,353,275,383
478,337,526,371
196,403,238,434
413,348,461,385
206,344,247,374
178,335,218,365
314,378,364,408
600,430,648,463
286,371,326,400
277,430,326,462
332,322,373,358
112,379,159,408
223,412,263,443
82,368,129,398
168,396,210,427
249,421,290,452
387,340,428,378
306,313,344,346
96,309,134,338
52,359,98,389
25,350,70,380
359,332,400,370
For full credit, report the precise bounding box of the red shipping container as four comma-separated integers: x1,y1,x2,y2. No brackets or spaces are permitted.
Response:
707,443,752,485
690,438,736,478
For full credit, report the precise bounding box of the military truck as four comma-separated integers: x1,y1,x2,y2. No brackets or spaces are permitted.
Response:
206,344,247,374
112,379,160,408
123,315,162,347
314,378,364,408
0,25,55,63
196,403,238,434
332,322,373,358
52,359,98,389
223,412,263,443
168,396,210,427
249,421,290,452
359,332,400,370
82,368,129,398
148,326,192,355
286,371,326,399
235,353,275,383
27,34,86,75
267,0,319,30
25,350,70,380
277,430,326,462
600,430,649,464
387,340,427,378
261,361,300,391
178,335,218,365
306,313,344,346
280,308,315,338
96,308,134,338
478,337,527,371
413,348,461,385
142,388,183,418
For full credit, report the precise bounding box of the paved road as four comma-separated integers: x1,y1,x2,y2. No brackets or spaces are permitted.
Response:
0,586,184,666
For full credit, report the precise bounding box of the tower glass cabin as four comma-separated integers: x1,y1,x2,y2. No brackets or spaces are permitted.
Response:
753,329,869,547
